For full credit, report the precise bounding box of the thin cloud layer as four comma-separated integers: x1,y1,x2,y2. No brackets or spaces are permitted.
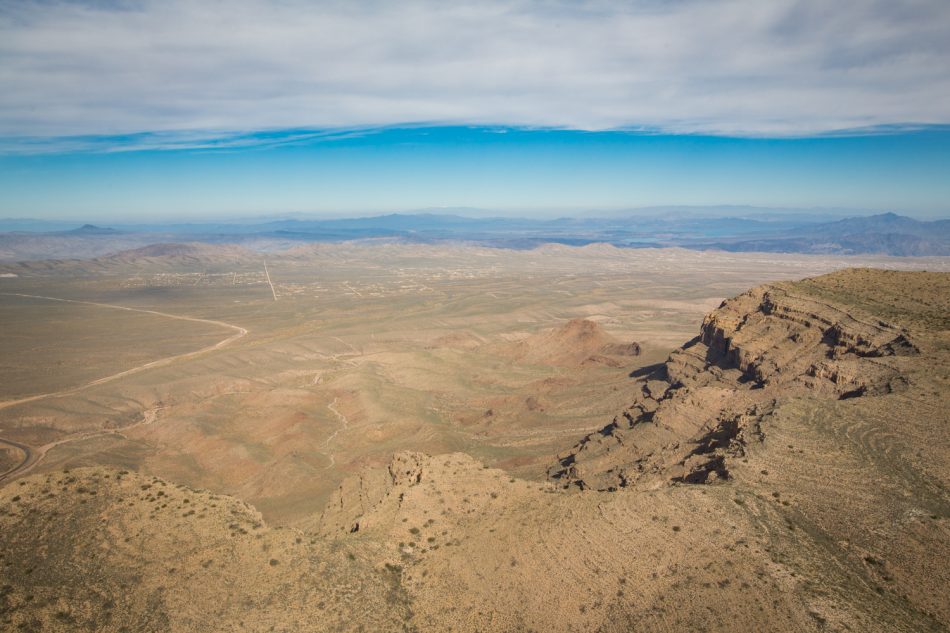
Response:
1,0,949,149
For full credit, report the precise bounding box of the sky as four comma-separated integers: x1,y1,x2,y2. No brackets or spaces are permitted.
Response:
1,0,949,221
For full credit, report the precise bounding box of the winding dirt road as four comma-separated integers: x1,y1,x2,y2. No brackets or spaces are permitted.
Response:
0,437,33,484
0,293,248,483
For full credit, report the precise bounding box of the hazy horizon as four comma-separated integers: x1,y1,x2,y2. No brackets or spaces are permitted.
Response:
3,205,949,230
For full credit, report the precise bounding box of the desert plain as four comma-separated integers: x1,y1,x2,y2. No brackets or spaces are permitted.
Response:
0,243,948,632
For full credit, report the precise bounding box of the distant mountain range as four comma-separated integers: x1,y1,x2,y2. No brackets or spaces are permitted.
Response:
693,213,950,256
0,211,947,261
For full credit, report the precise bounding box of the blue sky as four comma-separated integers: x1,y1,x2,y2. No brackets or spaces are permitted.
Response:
2,126,950,220
1,1,949,221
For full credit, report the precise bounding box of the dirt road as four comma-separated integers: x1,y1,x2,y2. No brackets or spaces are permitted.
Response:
0,293,247,483
0,437,33,483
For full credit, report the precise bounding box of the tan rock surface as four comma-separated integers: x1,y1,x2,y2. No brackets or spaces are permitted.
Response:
1,269,947,632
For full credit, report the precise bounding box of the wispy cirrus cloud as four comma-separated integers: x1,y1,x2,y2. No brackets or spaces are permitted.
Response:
0,127,381,155
1,0,949,151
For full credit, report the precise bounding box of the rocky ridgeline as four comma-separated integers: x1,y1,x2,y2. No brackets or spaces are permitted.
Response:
548,279,918,491
318,451,428,535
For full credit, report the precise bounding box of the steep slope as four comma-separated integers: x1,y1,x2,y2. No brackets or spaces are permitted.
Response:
545,268,950,625
0,468,410,632
548,269,942,489
317,448,942,632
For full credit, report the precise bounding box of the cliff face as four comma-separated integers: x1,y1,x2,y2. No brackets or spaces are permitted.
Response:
317,451,428,536
548,276,919,491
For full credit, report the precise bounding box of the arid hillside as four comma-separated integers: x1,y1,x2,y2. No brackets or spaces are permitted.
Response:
1,268,948,632
495,317,642,367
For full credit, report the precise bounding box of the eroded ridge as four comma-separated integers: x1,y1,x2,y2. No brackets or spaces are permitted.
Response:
548,277,920,491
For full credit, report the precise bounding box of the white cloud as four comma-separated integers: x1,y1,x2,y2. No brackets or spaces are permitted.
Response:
1,0,949,148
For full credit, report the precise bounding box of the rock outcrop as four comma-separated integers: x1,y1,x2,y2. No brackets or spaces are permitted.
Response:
319,451,429,535
549,277,918,491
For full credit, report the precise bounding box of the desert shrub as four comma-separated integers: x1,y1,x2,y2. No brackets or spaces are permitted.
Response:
54,610,75,623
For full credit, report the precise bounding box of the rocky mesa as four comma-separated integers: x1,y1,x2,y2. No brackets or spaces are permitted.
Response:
548,268,928,491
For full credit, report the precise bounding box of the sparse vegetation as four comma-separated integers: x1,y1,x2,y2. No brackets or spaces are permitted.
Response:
0,256,946,632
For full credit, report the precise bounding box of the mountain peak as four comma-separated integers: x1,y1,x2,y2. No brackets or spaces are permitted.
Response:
70,223,118,234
